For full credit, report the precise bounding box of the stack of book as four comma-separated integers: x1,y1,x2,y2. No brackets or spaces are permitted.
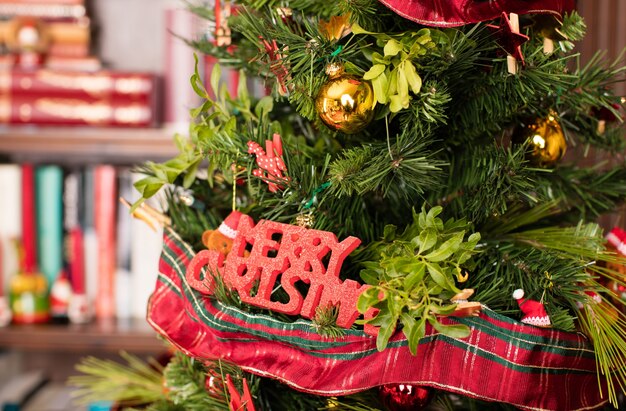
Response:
0,0,91,70
0,0,160,127
0,163,164,323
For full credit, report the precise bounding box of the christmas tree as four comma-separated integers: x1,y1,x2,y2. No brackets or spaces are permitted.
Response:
71,1,626,410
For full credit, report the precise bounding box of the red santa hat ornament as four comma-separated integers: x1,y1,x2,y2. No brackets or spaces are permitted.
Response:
606,227,626,256
513,289,551,328
218,210,244,240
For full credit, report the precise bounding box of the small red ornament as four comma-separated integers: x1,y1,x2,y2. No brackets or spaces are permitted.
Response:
513,289,551,327
379,384,434,411
248,133,289,192
487,12,530,67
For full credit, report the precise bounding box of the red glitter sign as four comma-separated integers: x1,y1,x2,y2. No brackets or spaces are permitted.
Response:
187,214,368,328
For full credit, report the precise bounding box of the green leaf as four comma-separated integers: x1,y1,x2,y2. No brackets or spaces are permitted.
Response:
133,176,164,199
360,267,382,285
190,54,209,99
428,318,471,339
384,39,403,57
423,231,465,262
363,64,387,80
426,262,459,292
418,228,437,253
182,157,202,189
383,224,398,241
403,315,425,355
255,96,274,118
404,61,422,94
428,303,457,315
396,65,409,103
403,263,425,290
351,22,376,35
376,313,397,351
210,63,222,98
371,72,389,104
236,69,249,108
417,207,427,229
357,286,382,313
426,206,443,229
389,94,404,113
388,257,418,275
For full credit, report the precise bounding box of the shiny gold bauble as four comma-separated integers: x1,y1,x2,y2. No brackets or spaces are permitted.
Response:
315,63,375,134
512,112,567,167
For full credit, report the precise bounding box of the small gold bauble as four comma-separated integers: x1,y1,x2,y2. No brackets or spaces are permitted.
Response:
512,112,566,167
315,63,375,134
295,212,315,228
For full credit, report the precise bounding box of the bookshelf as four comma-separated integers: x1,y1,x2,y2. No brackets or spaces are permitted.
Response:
0,126,178,164
0,318,164,353
0,0,187,393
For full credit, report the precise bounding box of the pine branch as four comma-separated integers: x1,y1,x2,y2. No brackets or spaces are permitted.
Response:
433,144,543,225
446,48,576,145
328,131,445,201
558,51,626,152
538,163,626,221
68,352,166,407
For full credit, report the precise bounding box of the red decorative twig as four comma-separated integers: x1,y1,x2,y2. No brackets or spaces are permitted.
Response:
226,374,256,411
247,133,289,192
260,37,291,95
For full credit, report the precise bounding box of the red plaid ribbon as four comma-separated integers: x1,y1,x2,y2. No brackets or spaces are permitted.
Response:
148,231,607,411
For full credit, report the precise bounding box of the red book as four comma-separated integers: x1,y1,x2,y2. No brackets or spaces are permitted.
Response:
94,165,116,319
44,55,101,72
0,69,157,99
47,42,90,58
0,4,86,19
0,93,157,127
21,163,37,274
0,0,84,4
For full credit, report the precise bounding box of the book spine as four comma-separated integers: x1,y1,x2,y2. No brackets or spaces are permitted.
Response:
0,69,157,99
163,6,203,131
0,164,21,296
21,163,37,274
0,93,157,127
0,4,86,19
94,165,116,320
129,172,163,319
82,166,98,306
35,165,64,288
0,0,84,5
115,168,133,319
63,169,85,294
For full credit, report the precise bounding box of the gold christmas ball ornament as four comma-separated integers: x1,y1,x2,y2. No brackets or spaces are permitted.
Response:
512,112,566,167
315,63,375,134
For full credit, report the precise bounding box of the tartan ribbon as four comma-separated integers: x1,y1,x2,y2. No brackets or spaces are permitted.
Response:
148,230,607,411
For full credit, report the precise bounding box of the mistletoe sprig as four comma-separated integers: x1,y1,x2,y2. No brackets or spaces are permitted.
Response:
357,206,481,354
355,24,440,112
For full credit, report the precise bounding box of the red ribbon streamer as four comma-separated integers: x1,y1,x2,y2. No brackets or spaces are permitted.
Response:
378,0,575,27
149,231,607,411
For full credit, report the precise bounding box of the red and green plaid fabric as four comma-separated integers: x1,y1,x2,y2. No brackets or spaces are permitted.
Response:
148,230,608,411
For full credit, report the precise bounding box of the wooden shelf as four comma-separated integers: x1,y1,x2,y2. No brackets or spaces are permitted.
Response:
0,318,166,353
0,126,179,164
